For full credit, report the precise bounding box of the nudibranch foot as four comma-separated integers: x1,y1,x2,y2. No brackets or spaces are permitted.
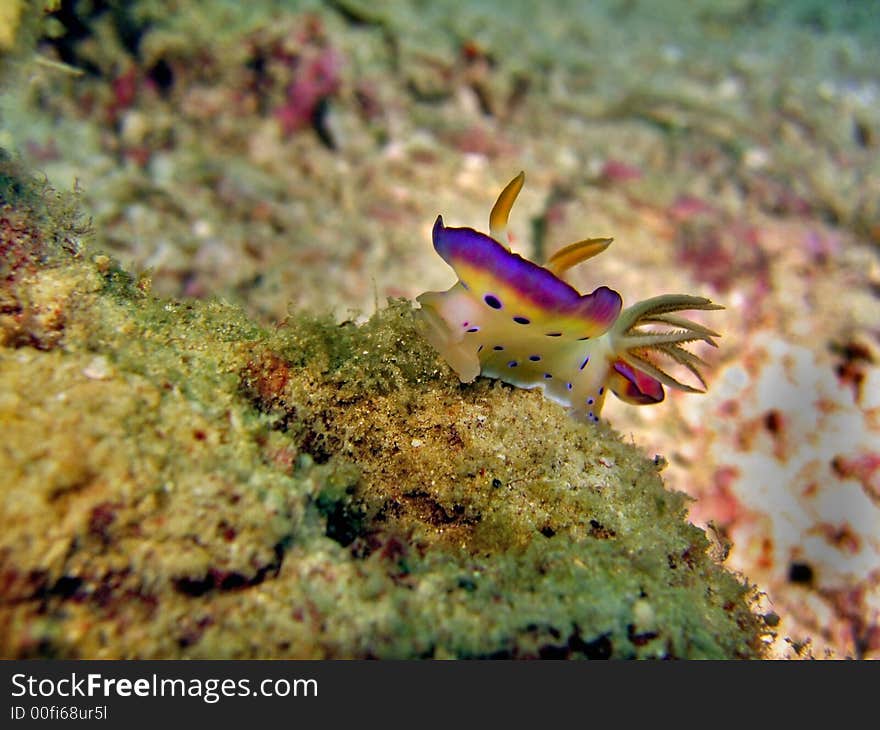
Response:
416,172,723,423
416,287,482,382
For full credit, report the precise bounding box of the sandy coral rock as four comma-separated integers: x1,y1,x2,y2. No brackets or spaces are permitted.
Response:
0,297,763,657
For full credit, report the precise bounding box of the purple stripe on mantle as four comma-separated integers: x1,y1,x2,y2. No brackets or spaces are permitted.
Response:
432,217,622,330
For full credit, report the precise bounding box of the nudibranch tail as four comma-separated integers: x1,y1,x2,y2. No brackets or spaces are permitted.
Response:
489,171,525,246
416,172,723,424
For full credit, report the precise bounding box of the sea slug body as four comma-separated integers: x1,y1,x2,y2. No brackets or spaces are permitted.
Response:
417,172,723,422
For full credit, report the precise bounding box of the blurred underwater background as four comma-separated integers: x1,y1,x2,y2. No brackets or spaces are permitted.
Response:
0,0,878,658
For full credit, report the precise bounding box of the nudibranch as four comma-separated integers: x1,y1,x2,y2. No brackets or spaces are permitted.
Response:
416,172,723,422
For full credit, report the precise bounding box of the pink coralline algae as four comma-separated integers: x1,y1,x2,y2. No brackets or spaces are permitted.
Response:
275,46,342,137
109,66,139,120
599,159,643,184
685,333,880,658
667,194,715,222
673,218,769,293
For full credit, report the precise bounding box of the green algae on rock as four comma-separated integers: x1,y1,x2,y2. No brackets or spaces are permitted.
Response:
0,164,764,658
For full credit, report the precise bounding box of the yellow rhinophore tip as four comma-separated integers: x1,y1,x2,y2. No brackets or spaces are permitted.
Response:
489,171,525,247
545,237,613,276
